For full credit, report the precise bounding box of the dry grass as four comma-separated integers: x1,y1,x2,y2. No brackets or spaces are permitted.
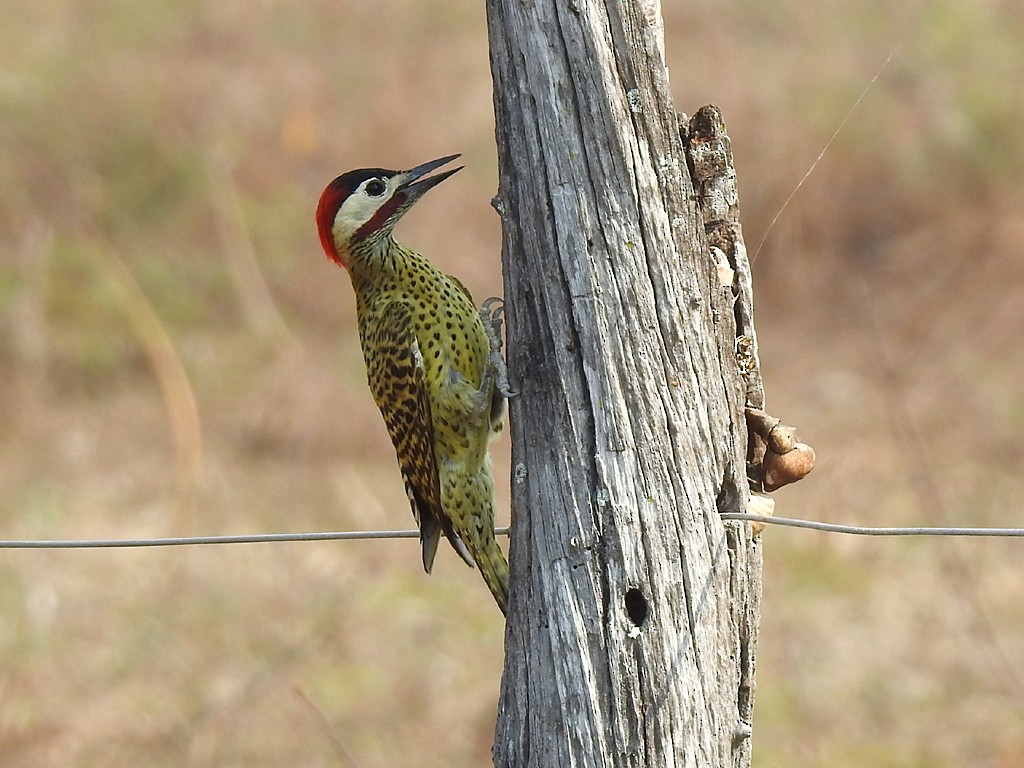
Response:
1,0,1023,765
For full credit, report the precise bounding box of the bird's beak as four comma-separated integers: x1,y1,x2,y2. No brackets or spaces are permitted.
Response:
397,154,463,201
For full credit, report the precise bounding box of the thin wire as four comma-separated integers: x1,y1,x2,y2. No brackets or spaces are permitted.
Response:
750,40,902,263
721,513,1024,538
3,515,1024,549
0,527,511,550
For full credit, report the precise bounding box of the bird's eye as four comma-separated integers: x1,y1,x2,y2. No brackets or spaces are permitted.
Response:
364,178,387,197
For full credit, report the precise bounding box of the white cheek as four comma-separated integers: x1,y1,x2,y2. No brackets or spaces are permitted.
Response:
333,195,381,240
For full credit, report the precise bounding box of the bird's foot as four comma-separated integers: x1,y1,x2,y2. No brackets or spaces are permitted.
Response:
480,297,517,398
480,297,506,353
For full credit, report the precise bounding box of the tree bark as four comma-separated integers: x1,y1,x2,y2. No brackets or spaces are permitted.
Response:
485,0,763,766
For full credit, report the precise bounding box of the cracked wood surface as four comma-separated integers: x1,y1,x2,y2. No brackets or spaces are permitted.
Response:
486,2,762,765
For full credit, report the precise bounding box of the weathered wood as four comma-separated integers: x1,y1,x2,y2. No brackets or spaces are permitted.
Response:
686,105,767,497
485,1,762,766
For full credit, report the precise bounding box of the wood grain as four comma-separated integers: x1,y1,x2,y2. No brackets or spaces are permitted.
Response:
486,1,762,764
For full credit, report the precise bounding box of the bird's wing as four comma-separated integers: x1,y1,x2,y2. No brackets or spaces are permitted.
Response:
366,301,473,571
446,274,476,303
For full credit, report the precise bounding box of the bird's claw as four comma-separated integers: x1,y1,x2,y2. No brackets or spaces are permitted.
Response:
479,297,506,356
480,297,518,398
480,297,505,341
489,350,518,399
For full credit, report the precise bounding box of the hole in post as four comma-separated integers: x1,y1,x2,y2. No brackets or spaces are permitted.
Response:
625,588,648,628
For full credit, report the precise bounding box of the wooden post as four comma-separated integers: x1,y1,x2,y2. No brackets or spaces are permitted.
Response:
485,0,763,765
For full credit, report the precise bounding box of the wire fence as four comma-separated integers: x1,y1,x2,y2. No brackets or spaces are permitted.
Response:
0,527,511,549
718,513,1024,537
1,515,1022,549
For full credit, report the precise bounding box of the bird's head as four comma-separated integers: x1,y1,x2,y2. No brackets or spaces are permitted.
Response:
316,153,462,269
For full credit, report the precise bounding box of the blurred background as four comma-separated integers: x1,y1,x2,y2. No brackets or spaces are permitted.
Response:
1,0,1022,765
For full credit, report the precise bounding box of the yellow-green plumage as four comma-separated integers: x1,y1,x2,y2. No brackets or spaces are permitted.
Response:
317,157,510,615
352,243,509,614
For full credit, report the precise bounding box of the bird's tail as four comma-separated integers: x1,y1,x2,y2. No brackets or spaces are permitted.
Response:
444,475,510,615
475,532,510,616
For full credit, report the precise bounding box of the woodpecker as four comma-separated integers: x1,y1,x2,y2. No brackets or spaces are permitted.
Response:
316,154,512,615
